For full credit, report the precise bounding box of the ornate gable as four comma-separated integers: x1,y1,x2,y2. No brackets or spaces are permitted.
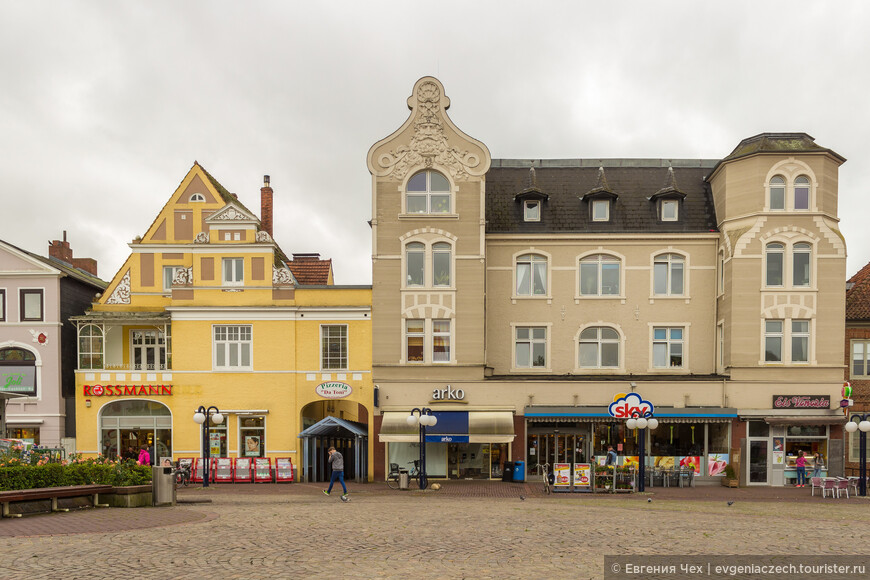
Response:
205,202,259,225
367,77,491,182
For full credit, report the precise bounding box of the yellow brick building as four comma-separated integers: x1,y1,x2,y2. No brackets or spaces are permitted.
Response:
72,163,373,482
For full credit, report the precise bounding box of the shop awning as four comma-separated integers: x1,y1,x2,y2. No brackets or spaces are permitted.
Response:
379,411,515,443
765,417,846,426
525,406,737,422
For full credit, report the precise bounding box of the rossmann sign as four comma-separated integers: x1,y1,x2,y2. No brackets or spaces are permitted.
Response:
83,385,172,396
608,393,654,418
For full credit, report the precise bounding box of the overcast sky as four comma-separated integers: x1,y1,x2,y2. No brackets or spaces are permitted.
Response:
2,1,869,285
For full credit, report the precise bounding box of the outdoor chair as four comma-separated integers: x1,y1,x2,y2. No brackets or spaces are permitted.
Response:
821,478,837,498
835,478,850,499
810,477,823,496
847,477,862,496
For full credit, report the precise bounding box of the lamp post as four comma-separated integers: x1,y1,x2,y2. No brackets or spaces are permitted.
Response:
844,412,870,497
406,408,437,490
626,411,658,493
193,406,223,488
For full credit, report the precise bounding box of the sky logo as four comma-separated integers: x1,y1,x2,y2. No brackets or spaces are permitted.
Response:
608,392,654,418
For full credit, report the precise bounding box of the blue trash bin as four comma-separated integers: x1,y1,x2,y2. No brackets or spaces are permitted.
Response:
513,460,525,482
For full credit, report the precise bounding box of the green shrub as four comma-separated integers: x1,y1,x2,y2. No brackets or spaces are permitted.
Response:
0,462,152,491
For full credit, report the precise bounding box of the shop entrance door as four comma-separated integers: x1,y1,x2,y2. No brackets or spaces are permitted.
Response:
749,440,769,484
527,430,589,474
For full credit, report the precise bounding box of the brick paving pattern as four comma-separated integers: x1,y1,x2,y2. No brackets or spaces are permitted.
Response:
1,481,868,579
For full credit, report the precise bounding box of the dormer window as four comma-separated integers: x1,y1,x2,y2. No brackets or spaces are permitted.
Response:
661,199,678,221
189,193,206,202
524,200,541,221
592,199,610,221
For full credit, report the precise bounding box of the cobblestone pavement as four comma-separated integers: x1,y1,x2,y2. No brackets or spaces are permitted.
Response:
1,482,868,579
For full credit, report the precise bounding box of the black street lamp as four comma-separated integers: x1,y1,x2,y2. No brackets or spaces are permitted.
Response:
845,412,870,497
406,408,437,490
193,406,223,488
626,411,658,493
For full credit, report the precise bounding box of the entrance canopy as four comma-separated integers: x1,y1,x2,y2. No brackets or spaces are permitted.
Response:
298,416,368,484
379,411,515,443
298,416,368,438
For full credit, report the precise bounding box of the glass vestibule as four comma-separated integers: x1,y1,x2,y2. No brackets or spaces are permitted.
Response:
99,399,172,465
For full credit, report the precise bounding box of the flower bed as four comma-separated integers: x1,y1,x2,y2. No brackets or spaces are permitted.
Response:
0,448,151,492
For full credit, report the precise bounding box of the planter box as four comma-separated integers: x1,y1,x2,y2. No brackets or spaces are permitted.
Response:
104,484,153,508
721,478,739,488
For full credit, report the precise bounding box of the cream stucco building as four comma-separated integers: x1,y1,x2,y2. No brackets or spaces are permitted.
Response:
369,77,847,486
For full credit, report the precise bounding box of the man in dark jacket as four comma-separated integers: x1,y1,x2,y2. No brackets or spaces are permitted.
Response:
323,446,348,499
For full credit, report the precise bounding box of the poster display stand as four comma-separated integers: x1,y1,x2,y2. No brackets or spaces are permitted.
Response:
275,458,294,482
573,463,592,492
552,463,572,492
234,457,253,482
214,457,233,482
191,457,212,483
253,457,273,482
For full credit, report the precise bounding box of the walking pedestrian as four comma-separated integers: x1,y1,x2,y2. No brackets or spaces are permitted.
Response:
795,450,807,487
323,446,348,499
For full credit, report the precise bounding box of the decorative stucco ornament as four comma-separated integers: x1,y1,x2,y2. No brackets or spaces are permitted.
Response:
29,329,48,346
172,266,192,286
256,231,273,243
194,231,210,244
273,266,294,286
106,270,131,304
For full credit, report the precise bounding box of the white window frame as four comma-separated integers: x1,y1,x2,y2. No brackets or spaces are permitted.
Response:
793,175,810,211
652,253,686,297
718,251,725,296
512,324,550,371
765,242,785,287
163,266,184,293
238,415,266,458
131,329,168,371
577,326,621,370
405,242,425,288
792,242,812,287
189,193,206,202
222,257,244,287
651,325,686,370
514,253,550,299
432,242,451,287
768,175,786,211
405,319,425,364
432,319,451,363
591,199,610,222
320,324,348,370
213,324,253,370
762,318,812,365
19,288,44,322
763,240,814,289
717,321,725,373
404,169,452,215
660,199,678,221
578,253,621,297
851,340,870,378
523,200,541,222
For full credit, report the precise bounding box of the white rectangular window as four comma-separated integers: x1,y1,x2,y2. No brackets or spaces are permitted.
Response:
515,327,547,368
653,327,683,368
222,258,244,286
432,320,451,363
163,266,183,292
321,325,347,370
764,320,783,362
791,320,809,363
132,330,168,371
20,289,43,322
523,200,540,222
214,325,252,369
592,200,609,221
853,341,870,378
661,200,678,221
406,319,424,363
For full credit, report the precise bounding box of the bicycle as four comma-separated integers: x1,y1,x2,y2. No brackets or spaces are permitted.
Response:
386,462,402,489
536,462,551,495
174,463,191,487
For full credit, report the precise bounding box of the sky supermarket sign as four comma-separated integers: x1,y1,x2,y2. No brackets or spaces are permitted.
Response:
608,392,655,418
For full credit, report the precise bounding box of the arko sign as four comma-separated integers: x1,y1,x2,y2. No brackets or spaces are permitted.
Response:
608,392,655,419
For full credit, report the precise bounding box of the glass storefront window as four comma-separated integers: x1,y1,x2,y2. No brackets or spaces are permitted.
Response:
707,423,729,454
593,422,639,458
208,423,228,457
6,427,39,444
786,425,826,437
748,420,769,438
99,400,172,465
649,424,704,457
240,416,265,457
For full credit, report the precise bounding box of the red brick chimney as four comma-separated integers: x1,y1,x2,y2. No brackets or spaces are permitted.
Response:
261,175,273,238
48,231,98,276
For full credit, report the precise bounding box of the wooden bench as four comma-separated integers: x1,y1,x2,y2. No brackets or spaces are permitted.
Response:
0,484,114,518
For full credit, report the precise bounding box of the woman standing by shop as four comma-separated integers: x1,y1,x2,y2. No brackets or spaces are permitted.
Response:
812,452,824,478
795,450,807,487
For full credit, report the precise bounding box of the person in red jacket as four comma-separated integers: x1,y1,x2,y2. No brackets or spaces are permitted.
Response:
795,450,807,487
138,446,151,466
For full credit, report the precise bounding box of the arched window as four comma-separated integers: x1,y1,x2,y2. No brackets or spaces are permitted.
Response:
579,254,620,296
578,327,619,368
793,243,811,287
432,242,451,287
406,170,451,214
769,175,786,210
100,400,172,464
516,254,547,296
189,193,206,202
794,175,810,210
406,242,425,287
79,324,104,369
0,347,37,397
765,243,785,286
653,253,684,296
